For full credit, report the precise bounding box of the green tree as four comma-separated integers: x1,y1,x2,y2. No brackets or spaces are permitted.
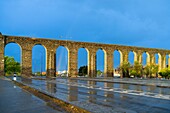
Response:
143,65,150,77
159,68,170,79
4,56,21,75
36,72,41,76
97,70,102,76
130,61,143,77
120,61,131,78
78,65,87,76
144,63,158,78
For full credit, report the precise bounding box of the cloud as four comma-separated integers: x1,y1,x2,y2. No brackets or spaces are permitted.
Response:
1,0,170,48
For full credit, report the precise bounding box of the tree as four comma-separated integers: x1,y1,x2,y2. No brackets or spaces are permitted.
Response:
159,68,170,79
120,61,131,78
130,61,143,77
4,56,21,75
97,70,102,76
78,65,87,76
144,63,158,78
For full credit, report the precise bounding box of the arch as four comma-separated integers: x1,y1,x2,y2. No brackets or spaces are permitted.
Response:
154,53,161,65
157,53,162,70
78,47,88,77
5,42,22,48
168,54,170,67
166,54,169,67
32,44,46,76
113,49,122,77
56,46,68,76
32,43,47,50
96,48,106,77
128,51,135,64
142,52,150,66
4,42,22,75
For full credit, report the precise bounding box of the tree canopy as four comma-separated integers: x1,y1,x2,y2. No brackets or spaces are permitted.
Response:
120,61,131,78
143,63,158,78
130,61,143,77
5,56,21,75
78,65,87,76
159,68,170,79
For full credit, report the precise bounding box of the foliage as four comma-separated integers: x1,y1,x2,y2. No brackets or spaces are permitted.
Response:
78,65,87,76
4,56,21,75
35,72,41,76
144,63,158,78
159,68,170,79
97,70,102,76
120,61,131,77
130,61,143,77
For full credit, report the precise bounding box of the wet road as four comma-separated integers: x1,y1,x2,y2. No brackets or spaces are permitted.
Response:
0,77,66,113
15,77,170,113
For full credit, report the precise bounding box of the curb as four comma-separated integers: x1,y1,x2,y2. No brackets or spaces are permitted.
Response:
12,80,90,113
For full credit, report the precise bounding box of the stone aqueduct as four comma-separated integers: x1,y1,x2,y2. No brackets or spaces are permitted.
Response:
1,33,170,77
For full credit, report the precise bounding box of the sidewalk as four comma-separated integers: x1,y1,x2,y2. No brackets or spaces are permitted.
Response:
0,77,64,113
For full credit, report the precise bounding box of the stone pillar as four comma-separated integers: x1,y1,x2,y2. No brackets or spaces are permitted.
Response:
158,54,162,71
46,48,56,77
168,55,170,67
135,51,142,64
0,34,4,76
68,48,78,77
120,50,128,78
150,53,155,64
104,50,113,77
161,54,166,70
88,50,96,77
146,52,150,65
22,47,32,77
122,51,128,63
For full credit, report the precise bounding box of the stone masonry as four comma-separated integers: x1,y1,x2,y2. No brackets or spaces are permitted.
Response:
0,33,170,77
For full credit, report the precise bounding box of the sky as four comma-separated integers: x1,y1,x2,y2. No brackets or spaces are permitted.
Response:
1,0,170,72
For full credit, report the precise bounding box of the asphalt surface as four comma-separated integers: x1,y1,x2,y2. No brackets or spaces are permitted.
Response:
0,77,65,113
16,77,170,113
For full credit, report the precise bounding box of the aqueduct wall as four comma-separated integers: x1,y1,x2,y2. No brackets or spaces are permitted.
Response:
1,33,170,77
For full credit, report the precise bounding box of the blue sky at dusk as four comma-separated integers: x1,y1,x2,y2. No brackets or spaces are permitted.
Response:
1,0,170,72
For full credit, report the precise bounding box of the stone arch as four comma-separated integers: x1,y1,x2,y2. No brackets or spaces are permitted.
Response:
116,49,123,64
154,53,158,64
128,50,136,64
154,53,161,65
32,43,47,51
5,42,22,49
96,48,106,77
32,44,47,75
58,44,69,52
77,46,90,55
142,51,150,66
4,42,22,75
168,54,170,67
77,47,88,77
157,53,162,70
166,54,170,67
56,46,69,76
113,49,122,77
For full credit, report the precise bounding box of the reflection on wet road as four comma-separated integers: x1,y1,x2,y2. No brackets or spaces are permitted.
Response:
0,78,64,113
16,77,170,113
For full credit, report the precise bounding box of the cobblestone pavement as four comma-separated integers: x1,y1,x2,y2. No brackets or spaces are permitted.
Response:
0,77,65,113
